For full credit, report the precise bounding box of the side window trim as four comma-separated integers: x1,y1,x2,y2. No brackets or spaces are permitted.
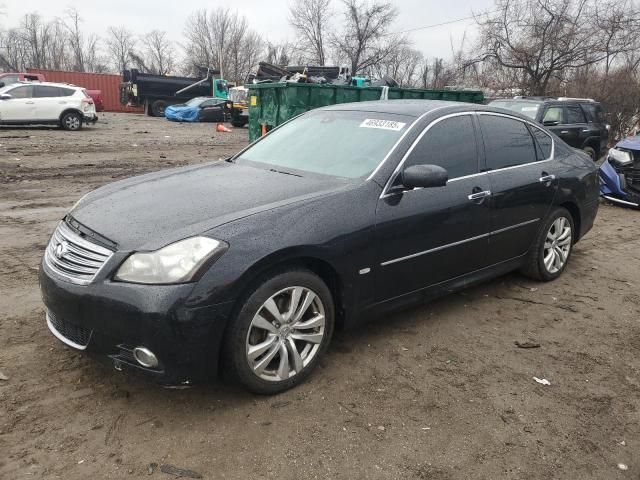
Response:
476,111,555,172
380,111,480,198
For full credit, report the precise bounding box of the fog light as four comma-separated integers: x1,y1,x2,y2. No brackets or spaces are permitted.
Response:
133,347,158,368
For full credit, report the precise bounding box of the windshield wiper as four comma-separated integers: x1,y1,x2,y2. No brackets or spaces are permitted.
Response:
268,168,302,177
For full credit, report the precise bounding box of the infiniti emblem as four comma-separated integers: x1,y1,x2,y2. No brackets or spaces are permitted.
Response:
54,241,69,259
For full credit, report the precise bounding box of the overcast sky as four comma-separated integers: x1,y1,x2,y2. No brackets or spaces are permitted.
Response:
2,0,495,59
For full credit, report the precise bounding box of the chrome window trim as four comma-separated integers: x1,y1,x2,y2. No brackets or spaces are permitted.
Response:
379,110,556,199
380,218,540,267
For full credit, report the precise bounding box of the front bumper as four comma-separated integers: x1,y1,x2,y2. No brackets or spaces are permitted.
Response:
39,261,234,385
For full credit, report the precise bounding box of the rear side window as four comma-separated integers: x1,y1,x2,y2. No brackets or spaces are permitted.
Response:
581,103,604,123
529,126,553,160
405,115,478,179
59,87,75,97
566,106,586,124
8,85,33,98
479,115,537,170
34,86,62,98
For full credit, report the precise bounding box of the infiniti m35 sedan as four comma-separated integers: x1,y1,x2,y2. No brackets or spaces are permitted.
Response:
40,100,599,394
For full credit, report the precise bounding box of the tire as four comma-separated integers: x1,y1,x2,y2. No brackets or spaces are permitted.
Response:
582,146,596,161
520,207,575,281
60,112,82,131
223,269,334,394
231,119,247,128
151,100,168,117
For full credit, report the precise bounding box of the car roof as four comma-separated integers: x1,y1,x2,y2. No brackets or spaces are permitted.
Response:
8,81,81,89
321,99,485,118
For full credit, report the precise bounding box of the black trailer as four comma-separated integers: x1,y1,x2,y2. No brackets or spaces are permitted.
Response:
120,69,228,117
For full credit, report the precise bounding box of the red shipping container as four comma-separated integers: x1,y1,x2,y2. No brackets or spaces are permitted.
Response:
27,68,143,113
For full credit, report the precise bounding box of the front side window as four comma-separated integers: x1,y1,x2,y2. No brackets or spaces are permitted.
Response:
479,115,537,170
542,106,563,124
8,86,33,99
237,110,412,179
404,115,478,179
566,106,586,124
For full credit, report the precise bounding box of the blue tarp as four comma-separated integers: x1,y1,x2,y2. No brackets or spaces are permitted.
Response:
165,105,200,122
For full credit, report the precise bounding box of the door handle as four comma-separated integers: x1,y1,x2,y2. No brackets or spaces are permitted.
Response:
468,190,492,201
539,174,556,184
560,130,569,134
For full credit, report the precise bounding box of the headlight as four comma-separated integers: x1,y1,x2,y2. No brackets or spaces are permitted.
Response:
608,148,633,166
114,236,227,284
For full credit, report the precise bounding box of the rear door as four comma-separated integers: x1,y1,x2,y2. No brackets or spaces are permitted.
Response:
0,85,35,121
375,113,491,300
34,85,75,120
477,113,558,265
562,104,590,149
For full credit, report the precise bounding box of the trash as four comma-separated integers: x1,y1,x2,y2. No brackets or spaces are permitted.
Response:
0,371,8,381
533,377,551,385
619,440,626,446
618,463,628,470
421,427,431,430
515,341,541,349
159,464,203,479
377,425,385,431
147,463,157,475
216,123,231,133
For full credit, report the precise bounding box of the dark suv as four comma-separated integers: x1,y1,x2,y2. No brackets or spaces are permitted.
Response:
489,97,609,160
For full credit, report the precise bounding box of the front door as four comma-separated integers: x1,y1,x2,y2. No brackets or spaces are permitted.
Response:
0,85,35,121
375,114,491,301
477,113,558,265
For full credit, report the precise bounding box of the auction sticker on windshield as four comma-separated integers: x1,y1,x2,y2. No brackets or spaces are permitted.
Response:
360,119,406,131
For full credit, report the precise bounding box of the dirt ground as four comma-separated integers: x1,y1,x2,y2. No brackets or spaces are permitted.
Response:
0,112,638,480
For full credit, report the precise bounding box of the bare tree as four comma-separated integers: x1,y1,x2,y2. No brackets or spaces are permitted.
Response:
63,8,102,72
288,0,332,65
183,8,263,84
474,0,640,95
332,0,402,75
106,26,135,73
373,45,422,86
142,30,175,75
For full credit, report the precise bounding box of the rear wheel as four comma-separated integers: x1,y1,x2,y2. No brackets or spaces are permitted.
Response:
583,146,596,161
521,207,574,281
224,269,334,394
151,100,168,117
60,112,82,131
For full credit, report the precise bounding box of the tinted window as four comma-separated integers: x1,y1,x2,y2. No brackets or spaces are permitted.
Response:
529,126,553,160
581,103,604,123
8,86,33,98
405,115,478,179
34,86,62,98
480,115,537,170
542,106,563,123
566,106,586,124
59,87,75,97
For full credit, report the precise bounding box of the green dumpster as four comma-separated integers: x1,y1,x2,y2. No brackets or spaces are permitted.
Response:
246,83,484,141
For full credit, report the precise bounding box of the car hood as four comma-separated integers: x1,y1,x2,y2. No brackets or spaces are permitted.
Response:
616,135,640,151
71,161,351,251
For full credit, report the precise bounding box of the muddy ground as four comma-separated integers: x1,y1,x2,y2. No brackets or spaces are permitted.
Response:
0,113,638,480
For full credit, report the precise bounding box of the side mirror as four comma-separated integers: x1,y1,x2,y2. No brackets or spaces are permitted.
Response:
543,120,559,126
0,93,11,100
401,164,448,189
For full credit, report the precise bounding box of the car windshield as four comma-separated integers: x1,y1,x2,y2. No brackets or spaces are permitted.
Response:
185,97,210,107
236,110,412,178
489,100,542,120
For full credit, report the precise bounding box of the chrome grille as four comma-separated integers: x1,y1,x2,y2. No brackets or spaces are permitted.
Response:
44,221,113,285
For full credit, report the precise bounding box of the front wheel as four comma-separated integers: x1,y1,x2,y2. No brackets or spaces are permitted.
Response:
60,112,82,131
224,269,334,394
521,207,574,281
582,146,596,161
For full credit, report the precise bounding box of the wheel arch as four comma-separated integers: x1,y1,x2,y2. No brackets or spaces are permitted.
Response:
581,136,600,156
58,108,83,121
558,200,581,243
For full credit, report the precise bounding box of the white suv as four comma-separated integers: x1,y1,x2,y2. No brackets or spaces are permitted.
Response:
0,81,97,130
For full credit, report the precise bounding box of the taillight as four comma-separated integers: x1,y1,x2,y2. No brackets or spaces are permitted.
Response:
82,98,94,105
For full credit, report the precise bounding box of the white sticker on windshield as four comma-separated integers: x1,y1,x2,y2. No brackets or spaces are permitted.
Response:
360,119,406,131
521,107,538,111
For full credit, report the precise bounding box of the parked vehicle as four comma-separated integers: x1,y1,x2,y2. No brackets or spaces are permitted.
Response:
488,97,609,160
164,96,228,123
600,137,640,208
0,81,97,130
0,72,45,88
86,90,104,112
40,100,599,394
121,69,229,117
229,86,249,127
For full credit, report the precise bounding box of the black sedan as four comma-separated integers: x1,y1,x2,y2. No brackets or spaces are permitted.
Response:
164,96,227,123
40,100,600,394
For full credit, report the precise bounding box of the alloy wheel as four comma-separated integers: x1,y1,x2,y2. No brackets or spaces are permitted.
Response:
543,217,572,274
246,286,326,382
65,115,80,130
